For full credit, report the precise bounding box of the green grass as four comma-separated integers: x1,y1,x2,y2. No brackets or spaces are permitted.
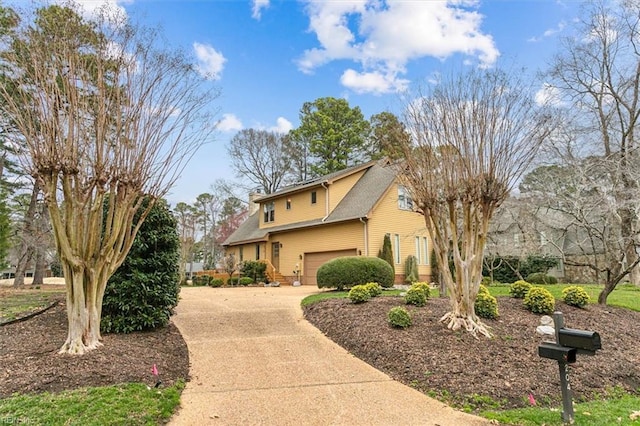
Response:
487,283,640,311
0,381,184,426
301,288,403,306
482,393,640,425
0,290,64,323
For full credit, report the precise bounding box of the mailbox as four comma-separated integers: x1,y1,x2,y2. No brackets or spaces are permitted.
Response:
538,342,577,364
557,328,601,355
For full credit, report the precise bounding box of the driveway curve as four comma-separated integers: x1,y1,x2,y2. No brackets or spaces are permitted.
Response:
169,286,491,426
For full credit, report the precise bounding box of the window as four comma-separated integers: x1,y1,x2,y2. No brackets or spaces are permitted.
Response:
415,237,421,264
263,202,275,223
239,247,244,262
398,185,413,210
255,244,260,260
423,237,429,265
286,199,291,210
311,191,317,204
394,234,400,264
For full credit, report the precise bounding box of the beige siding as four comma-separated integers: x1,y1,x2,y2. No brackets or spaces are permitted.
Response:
327,170,366,211
259,186,327,229
367,182,432,281
267,221,365,283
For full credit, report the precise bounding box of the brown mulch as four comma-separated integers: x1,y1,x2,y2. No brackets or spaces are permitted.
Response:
0,292,189,398
303,295,640,410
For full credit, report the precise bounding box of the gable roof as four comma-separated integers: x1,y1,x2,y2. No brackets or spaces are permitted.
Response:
223,161,397,246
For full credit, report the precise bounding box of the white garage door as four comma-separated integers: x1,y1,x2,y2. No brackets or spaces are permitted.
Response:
303,249,357,286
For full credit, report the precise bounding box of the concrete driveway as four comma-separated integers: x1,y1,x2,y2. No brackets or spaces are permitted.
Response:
169,286,491,426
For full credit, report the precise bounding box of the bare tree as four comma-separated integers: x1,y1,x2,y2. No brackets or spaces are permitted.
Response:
174,202,197,280
548,0,640,285
520,155,640,303
0,3,218,354
396,68,553,337
227,129,292,194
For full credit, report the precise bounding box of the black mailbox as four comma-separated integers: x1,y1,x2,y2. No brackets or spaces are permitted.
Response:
538,342,577,364
557,328,601,354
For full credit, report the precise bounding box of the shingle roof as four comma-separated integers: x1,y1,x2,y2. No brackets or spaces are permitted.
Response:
223,161,397,246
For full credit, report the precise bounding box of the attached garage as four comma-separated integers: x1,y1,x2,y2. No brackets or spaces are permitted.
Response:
303,249,357,286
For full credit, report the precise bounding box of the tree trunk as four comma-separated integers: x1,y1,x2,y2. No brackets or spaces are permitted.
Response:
32,248,45,285
13,183,40,288
58,266,106,354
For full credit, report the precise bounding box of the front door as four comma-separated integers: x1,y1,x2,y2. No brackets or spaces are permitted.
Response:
271,242,280,271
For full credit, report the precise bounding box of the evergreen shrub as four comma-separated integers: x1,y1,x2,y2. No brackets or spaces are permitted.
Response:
523,286,555,314
509,280,532,299
562,285,590,308
364,282,382,297
101,199,180,334
316,256,394,290
348,285,371,303
526,272,558,285
388,306,412,328
475,291,498,319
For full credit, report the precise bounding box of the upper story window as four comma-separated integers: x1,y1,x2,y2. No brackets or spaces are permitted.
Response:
263,201,275,223
311,191,317,204
286,199,291,210
398,185,413,210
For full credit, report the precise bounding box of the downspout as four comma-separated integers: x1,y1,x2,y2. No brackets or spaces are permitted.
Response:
321,182,329,222
360,217,369,256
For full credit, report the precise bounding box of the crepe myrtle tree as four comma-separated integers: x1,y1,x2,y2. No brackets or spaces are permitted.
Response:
0,3,218,354
395,68,554,337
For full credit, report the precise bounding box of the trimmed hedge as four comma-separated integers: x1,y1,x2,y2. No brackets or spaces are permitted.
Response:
316,256,394,290
526,272,558,285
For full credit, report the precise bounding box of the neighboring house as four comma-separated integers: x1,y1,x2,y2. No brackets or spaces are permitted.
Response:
223,160,432,286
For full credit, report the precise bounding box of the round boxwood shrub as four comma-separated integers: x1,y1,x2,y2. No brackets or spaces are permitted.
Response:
348,285,372,304
523,286,555,314
101,199,180,334
411,282,431,299
316,256,394,290
227,277,240,286
239,277,253,286
364,282,382,297
405,286,427,307
509,280,532,299
475,291,499,319
388,306,412,328
192,275,211,286
210,278,224,288
526,272,558,285
562,285,589,308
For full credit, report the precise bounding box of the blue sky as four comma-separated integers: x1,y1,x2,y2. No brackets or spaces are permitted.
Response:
68,0,581,206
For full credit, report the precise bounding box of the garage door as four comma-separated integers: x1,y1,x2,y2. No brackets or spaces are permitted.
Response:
303,249,357,286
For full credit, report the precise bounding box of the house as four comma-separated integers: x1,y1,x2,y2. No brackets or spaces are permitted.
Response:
223,160,432,285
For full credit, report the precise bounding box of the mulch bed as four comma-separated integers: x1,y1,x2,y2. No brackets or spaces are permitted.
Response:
0,294,189,398
303,296,640,410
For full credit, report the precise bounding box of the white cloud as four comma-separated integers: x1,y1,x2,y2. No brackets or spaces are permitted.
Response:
297,1,499,94
535,83,564,107
269,117,293,133
252,0,270,20
340,69,409,95
216,114,243,132
528,20,566,42
193,42,226,80
59,0,131,21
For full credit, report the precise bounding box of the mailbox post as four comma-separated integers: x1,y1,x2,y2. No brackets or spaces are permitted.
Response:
537,312,601,424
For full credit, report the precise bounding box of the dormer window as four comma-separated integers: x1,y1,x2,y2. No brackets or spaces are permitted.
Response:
398,185,413,210
263,201,275,223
